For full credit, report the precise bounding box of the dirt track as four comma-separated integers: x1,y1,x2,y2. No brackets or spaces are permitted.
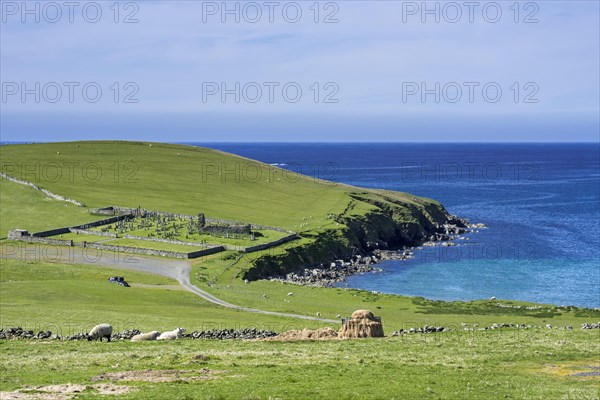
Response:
2,244,337,323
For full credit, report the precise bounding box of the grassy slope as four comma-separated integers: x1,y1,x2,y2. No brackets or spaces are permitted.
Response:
0,259,306,332
0,141,353,231
0,178,98,238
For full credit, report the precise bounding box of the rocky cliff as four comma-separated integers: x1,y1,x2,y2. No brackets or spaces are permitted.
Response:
244,190,467,280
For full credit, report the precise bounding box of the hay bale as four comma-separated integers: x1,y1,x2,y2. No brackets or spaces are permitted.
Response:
351,310,375,319
339,310,384,338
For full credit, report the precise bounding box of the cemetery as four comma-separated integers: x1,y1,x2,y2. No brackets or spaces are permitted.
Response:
8,206,298,258
89,211,288,248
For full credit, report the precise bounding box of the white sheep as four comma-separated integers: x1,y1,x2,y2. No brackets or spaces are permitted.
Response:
87,324,113,342
157,327,185,341
131,331,161,342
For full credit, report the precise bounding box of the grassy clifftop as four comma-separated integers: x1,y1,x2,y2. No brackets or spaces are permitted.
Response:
0,141,455,275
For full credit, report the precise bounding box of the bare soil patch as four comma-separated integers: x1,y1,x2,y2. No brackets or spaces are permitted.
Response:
91,368,224,383
0,383,131,400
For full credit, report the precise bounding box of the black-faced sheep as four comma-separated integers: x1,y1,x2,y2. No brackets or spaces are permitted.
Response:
87,324,113,342
157,327,185,340
131,331,161,342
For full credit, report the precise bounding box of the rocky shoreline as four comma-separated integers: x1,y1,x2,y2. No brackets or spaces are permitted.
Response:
269,217,486,288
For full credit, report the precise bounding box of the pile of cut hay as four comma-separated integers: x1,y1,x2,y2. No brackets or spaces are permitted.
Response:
262,327,338,341
338,309,384,338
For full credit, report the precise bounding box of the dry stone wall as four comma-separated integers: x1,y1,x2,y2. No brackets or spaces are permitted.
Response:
31,227,71,237
244,234,298,253
1,172,84,206
69,228,117,238
122,234,221,249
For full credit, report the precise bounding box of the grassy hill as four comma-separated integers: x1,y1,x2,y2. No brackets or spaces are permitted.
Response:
0,141,353,231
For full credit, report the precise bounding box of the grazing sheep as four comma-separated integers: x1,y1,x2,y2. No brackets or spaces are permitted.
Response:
87,324,113,342
157,327,185,341
131,331,161,342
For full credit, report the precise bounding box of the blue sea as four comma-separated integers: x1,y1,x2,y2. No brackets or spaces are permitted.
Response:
190,143,600,308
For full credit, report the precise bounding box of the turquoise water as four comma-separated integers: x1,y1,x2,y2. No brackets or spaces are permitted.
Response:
194,143,600,308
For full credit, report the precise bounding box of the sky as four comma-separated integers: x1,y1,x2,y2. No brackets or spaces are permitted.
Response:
1,0,599,142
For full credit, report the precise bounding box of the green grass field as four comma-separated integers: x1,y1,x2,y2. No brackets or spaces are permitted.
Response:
1,141,598,399
1,330,598,399
0,259,306,332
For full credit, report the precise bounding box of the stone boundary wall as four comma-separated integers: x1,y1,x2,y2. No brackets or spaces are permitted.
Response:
78,242,223,259
187,246,225,258
244,224,293,234
244,234,299,253
91,206,196,221
31,227,71,238
14,235,74,247
31,215,130,238
122,234,221,249
71,215,132,230
1,172,85,207
9,231,224,259
69,228,117,238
